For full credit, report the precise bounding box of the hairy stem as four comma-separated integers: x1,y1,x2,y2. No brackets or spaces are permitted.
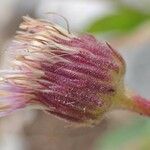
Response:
116,92,150,117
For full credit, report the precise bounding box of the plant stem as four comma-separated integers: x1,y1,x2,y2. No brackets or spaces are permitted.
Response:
117,92,150,117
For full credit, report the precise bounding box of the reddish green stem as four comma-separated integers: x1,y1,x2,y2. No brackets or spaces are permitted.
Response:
117,93,150,117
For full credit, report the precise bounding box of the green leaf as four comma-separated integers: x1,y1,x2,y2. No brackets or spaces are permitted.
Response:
86,7,150,34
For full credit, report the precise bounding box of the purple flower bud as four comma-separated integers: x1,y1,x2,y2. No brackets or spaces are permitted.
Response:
0,16,149,125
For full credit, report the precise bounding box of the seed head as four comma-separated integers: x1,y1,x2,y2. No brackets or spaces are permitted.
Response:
0,16,149,125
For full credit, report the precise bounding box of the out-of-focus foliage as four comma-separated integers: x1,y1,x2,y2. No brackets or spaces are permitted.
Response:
94,118,150,150
86,6,150,35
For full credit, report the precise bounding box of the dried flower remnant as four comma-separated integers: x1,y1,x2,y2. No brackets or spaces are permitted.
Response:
0,16,149,125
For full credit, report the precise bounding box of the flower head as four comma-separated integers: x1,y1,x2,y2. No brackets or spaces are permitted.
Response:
0,16,149,125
